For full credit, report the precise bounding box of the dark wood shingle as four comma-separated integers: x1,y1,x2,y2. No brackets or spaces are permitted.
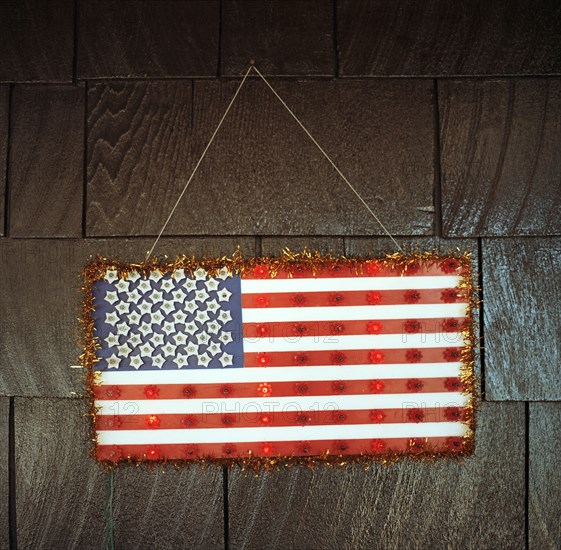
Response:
0,398,8,550
0,86,9,236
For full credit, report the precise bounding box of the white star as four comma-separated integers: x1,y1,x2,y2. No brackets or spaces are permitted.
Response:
185,301,197,313
216,267,230,280
152,355,165,369
186,343,199,356
206,321,220,334
160,302,175,315
162,342,177,357
139,342,154,357
105,312,119,326
149,271,163,282
105,333,119,347
206,299,219,313
115,302,130,315
105,291,119,305
207,342,221,356
118,343,132,357
138,301,152,314
195,289,210,303
173,310,188,324
197,353,211,367
184,279,196,291
205,278,219,291
150,333,164,347
185,322,197,334
127,312,141,325
172,289,187,302
106,354,121,369
116,323,130,336
173,269,186,280
162,322,176,335
219,332,233,345
149,290,163,303
105,270,118,283
127,290,142,304
130,355,143,369
138,280,152,293
139,323,152,337
194,268,207,280
116,279,130,292
151,311,164,325
173,333,188,345
219,353,234,367
218,288,232,302
196,332,211,345
128,333,142,347
127,271,141,282
173,355,189,368
196,310,210,324
161,279,174,292
218,310,232,323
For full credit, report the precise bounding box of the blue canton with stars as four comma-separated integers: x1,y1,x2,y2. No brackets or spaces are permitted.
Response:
92,267,243,371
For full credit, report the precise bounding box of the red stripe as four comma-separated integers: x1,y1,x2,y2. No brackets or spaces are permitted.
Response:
244,347,464,367
243,318,467,338
242,288,466,309
96,406,466,430
94,377,459,401
96,436,467,461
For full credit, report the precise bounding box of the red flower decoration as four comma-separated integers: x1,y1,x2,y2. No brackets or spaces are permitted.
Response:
298,441,313,454
293,264,308,277
331,263,345,276
406,349,423,363
256,323,270,337
367,321,382,334
329,293,345,305
441,288,459,303
99,445,123,462
253,264,269,278
257,353,270,366
144,385,159,399
404,319,422,333
443,348,462,362
331,351,347,365
104,416,122,429
145,415,161,429
296,413,312,425
332,380,346,393
369,350,385,364
261,442,275,455
444,407,464,421
184,444,200,458
366,261,381,275
221,414,236,426
260,414,272,425
409,438,426,453
293,353,309,365
440,258,460,274
371,439,387,453
370,410,386,423
222,443,237,456
220,384,234,396
294,382,309,395
404,290,421,303
182,414,198,428
333,440,349,453
367,291,383,305
257,383,272,397
145,446,161,460
182,385,196,398
443,318,463,332
105,387,121,399
330,322,346,335
291,323,309,336
444,377,464,391
407,378,424,392
255,294,269,307
332,411,347,423
370,380,385,393
446,437,464,451
407,408,425,423
292,293,307,306
405,261,420,275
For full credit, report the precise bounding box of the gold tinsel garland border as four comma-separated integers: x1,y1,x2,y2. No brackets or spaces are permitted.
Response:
80,248,479,472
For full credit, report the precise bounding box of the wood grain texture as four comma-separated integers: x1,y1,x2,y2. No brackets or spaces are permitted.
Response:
170,79,432,236
0,237,254,397
86,81,193,237
221,0,334,76
228,402,525,549
77,0,219,79
439,79,561,237
0,397,8,550
482,238,561,400
529,402,561,549
338,0,561,77
9,85,84,237
113,467,223,549
15,398,105,548
0,86,9,236
0,0,74,82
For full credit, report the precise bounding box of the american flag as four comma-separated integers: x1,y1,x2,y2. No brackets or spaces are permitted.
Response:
90,257,473,463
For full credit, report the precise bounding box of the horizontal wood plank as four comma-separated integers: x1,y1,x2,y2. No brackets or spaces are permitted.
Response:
482,238,561,400
0,237,254,397
262,237,345,257
529,402,561,549
0,86,9,236
0,397,8,550
77,0,219,78
221,0,334,76
439,79,561,236
15,398,105,548
9,85,84,237
338,0,561,77
228,402,525,549
0,0,74,82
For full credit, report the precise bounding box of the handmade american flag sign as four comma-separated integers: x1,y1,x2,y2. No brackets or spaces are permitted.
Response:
83,252,476,466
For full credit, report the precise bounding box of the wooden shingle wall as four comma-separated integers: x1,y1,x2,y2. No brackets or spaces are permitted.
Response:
1,1,559,548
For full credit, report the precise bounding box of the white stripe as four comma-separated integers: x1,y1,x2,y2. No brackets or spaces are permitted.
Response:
242,303,467,322
97,421,468,445
243,332,464,352
241,276,461,294
96,392,468,415
99,362,463,385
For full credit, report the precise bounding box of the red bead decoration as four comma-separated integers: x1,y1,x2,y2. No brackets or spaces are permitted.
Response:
256,323,270,337
443,348,462,362
406,349,423,363
367,291,382,305
296,413,312,425
182,385,196,398
293,353,309,365
369,350,385,364
144,385,159,399
367,321,382,334
261,442,274,455
145,415,161,429
405,261,420,275
260,414,272,425
404,319,422,333
371,439,387,453
407,408,425,423
298,441,312,454
444,377,464,391
329,292,345,305
370,380,385,393
292,323,309,336
441,288,459,303
404,289,421,303
406,378,424,392
257,353,270,366
257,382,272,396
333,440,349,453
440,258,460,274
253,264,269,278
366,261,381,275
222,443,237,456
294,382,309,395
145,446,161,460
332,411,347,423
443,318,463,332
370,410,386,423
332,380,346,393
331,351,347,365
255,294,269,307
444,407,464,421
100,446,123,462
105,416,122,429
292,293,307,306
221,414,236,426
220,384,234,396
182,415,198,428
184,444,200,458
409,438,426,453
105,387,121,399
446,437,464,451
330,322,345,335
